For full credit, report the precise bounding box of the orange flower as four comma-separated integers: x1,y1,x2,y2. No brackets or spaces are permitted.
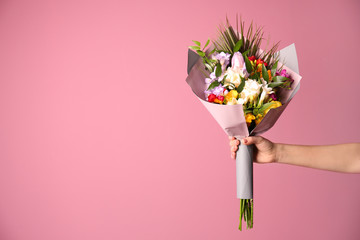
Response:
259,70,272,81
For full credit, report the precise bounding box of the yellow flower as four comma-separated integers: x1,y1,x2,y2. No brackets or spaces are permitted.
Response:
264,101,282,115
225,90,238,102
256,63,262,72
255,114,263,125
225,90,239,105
245,113,255,127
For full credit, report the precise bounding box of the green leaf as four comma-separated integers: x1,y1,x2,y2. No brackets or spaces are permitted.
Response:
271,61,278,77
258,102,275,114
242,50,250,56
233,39,243,53
244,109,253,114
272,76,289,83
204,38,211,49
196,50,205,57
237,75,246,93
207,81,220,90
244,54,253,74
262,64,269,82
268,82,284,88
204,63,213,72
192,40,201,46
215,62,222,77
222,74,227,82
251,72,260,80
189,45,200,51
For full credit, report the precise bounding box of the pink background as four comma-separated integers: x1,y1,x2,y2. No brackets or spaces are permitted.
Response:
0,0,360,239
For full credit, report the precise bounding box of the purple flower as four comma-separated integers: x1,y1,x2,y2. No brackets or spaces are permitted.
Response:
210,72,217,80
212,85,225,96
275,69,294,86
214,52,231,67
269,93,277,101
276,69,290,78
204,84,225,97
205,78,213,84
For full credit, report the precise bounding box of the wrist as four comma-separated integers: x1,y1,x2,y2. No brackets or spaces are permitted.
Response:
274,143,284,163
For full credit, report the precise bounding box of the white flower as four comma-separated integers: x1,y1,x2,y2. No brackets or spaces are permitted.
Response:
238,79,262,105
257,79,274,107
223,67,241,88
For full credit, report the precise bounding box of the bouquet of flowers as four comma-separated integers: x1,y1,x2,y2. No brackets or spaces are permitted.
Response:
186,17,302,230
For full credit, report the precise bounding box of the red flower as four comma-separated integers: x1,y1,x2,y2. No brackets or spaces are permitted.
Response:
248,56,256,62
217,95,224,101
256,58,268,67
208,94,216,102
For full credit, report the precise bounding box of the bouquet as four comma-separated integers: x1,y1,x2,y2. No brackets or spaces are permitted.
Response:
186,17,302,230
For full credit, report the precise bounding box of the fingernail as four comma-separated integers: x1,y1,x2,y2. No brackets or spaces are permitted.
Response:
243,138,248,144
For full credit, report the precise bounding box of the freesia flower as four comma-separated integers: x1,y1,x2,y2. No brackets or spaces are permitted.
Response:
204,83,225,97
260,70,272,81
214,95,224,104
237,79,262,105
213,52,231,69
276,69,290,78
212,85,225,96
269,93,277,101
255,114,263,125
207,94,216,102
245,113,255,126
248,56,256,62
223,67,242,88
258,79,274,107
225,90,239,105
263,101,282,115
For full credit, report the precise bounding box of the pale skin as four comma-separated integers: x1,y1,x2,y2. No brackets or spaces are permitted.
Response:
229,136,360,173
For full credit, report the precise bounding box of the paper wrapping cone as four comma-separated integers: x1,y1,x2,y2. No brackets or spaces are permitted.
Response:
186,44,302,198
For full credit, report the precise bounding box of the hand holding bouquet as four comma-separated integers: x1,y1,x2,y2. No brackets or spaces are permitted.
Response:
186,17,302,230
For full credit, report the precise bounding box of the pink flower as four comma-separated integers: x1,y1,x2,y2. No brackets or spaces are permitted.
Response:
231,52,249,78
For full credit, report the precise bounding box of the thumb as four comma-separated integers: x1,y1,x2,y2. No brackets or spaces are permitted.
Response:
242,136,264,146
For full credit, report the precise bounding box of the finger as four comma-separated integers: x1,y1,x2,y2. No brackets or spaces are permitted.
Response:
231,152,236,159
231,146,238,152
230,139,240,147
242,136,263,145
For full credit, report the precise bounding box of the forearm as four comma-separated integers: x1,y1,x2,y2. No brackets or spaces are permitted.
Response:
275,143,360,173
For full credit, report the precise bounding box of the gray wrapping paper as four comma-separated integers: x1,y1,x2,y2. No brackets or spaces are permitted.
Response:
236,144,253,199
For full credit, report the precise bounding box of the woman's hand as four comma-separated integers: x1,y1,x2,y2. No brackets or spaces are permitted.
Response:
229,136,277,163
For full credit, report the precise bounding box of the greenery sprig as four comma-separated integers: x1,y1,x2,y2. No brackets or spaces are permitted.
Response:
189,39,217,72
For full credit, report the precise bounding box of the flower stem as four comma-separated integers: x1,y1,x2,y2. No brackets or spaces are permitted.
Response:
239,199,253,230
